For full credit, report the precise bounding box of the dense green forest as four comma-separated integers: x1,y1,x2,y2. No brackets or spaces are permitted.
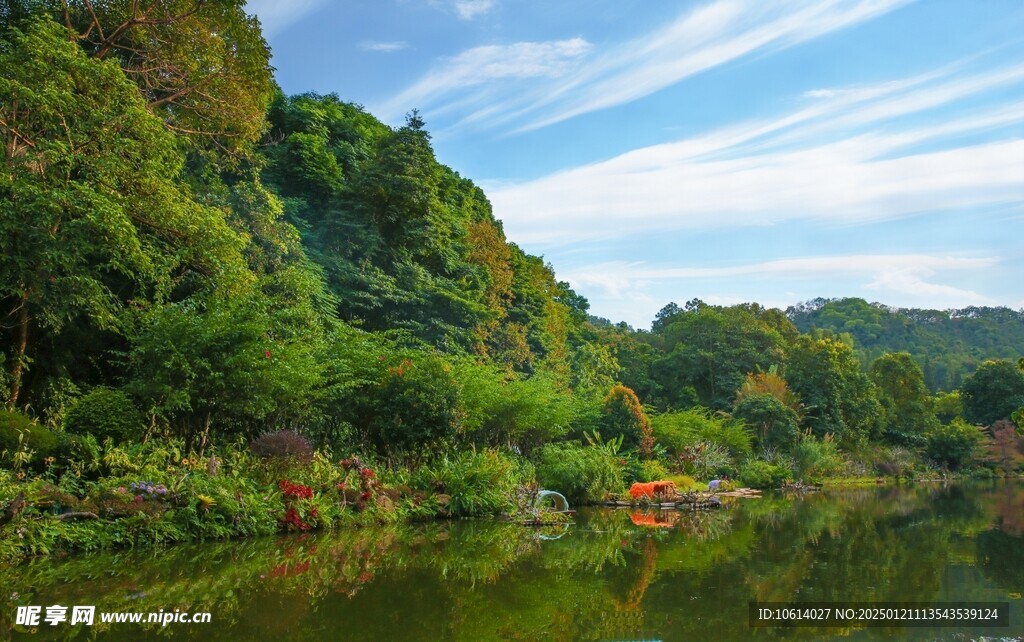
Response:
787,297,1024,390
1,2,1023,561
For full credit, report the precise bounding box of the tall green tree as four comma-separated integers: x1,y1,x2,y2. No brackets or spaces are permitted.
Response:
932,390,964,424
651,301,786,410
787,336,882,445
870,352,938,446
600,385,654,457
733,393,801,451
0,18,243,406
960,360,1024,426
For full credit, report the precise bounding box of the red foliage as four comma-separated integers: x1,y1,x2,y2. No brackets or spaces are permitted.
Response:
387,358,414,377
283,507,311,531
278,479,317,531
279,479,314,500
337,456,380,511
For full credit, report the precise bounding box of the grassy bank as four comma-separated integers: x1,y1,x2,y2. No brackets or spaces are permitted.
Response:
4,426,1009,566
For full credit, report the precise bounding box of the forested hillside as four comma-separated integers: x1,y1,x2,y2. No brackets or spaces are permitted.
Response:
0,5,610,458
787,298,1024,390
260,95,592,377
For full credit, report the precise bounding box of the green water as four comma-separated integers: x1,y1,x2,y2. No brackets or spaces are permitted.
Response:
3,482,1023,641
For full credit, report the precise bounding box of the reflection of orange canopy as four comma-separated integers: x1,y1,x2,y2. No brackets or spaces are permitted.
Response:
630,511,680,528
617,538,658,612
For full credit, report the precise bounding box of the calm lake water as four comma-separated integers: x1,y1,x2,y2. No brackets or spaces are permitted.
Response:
3,481,1023,641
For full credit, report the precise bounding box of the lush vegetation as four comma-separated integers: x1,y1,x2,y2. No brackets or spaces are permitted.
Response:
2,3,1023,562
788,297,1024,390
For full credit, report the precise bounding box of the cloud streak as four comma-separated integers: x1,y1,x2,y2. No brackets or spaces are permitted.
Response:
246,0,329,36
564,254,996,295
384,0,912,130
487,59,1024,245
360,41,409,53
515,0,914,131
379,38,592,121
452,0,497,20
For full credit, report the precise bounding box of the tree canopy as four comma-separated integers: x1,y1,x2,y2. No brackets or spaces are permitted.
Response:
0,17,244,405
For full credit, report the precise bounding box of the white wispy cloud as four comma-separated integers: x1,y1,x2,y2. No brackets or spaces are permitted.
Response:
563,255,995,298
563,254,996,326
360,41,409,53
246,0,329,36
453,0,497,20
514,0,914,132
379,38,592,121
384,0,911,130
487,58,1024,245
426,0,498,20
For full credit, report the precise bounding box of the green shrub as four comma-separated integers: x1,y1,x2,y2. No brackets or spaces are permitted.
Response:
0,409,58,466
974,465,996,479
868,445,919,478
926,419,983,470
716,479,739,492
738,460,790,489
456,362,575,451
364,356,461,463
53,431,101,469
635,459,670,483
534,442,624,503
791,436,844,483
674,440,735,480
733,393,800,450
170,473,279,538
64,388,142,443
412,449,529,517
650,407,752,458
664,474,702,492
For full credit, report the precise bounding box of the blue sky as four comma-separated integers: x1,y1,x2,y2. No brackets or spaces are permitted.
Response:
248,0,1024,329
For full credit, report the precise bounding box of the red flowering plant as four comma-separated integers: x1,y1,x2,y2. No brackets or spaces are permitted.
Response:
336,456,380,511
278,479,319,531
